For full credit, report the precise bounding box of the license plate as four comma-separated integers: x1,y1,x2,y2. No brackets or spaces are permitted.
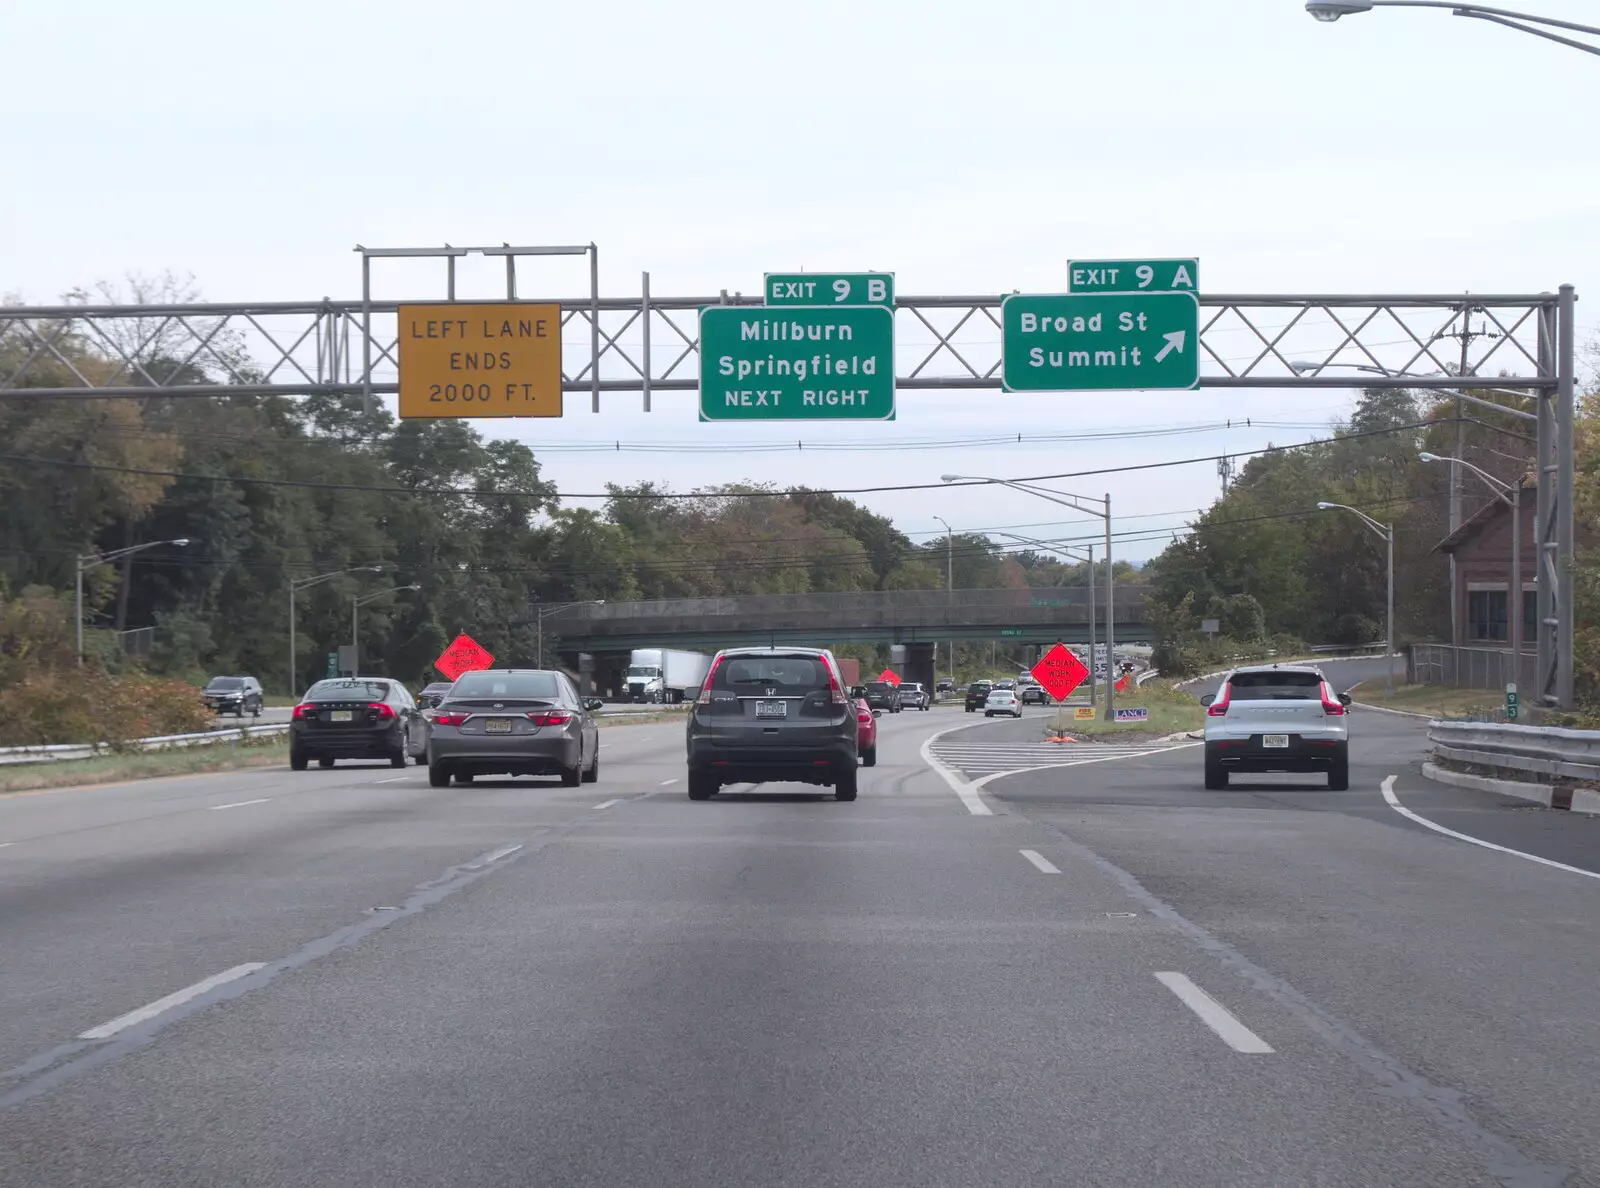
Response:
331,710,353,723
755,700,787,718
485,718,513,734
1263,734,1289,748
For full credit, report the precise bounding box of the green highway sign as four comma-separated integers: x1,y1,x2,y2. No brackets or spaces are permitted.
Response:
1000,628,1024,637
1068,258,1198,294
764,272,894,307
699,305,895,421
1001,292,1200,392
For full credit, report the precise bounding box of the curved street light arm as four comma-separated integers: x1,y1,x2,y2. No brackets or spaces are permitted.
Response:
1311,2,1600,56
1318,502,1391,541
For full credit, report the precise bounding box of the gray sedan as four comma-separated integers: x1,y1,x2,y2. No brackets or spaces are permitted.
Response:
425,669,602,788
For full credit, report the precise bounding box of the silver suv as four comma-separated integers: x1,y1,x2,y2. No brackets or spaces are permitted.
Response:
1199,664,1351,790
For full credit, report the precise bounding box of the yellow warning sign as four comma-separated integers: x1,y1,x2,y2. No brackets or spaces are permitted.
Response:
1073,706,1096,720
397,303,562,419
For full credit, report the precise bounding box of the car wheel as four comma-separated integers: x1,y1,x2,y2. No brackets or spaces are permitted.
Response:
454,772,475,785
581,747,599,784
861,744,876,768
1204,758,1228,790
318,757,335,769
290,747,308,771
389,749,407,769
1328,746,1350,791
687,770,715,801
428,763,450,788
984,711,993,718
835,769,858,802
559,759,581,788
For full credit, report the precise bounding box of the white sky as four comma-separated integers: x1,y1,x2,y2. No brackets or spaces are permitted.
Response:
4,0,1595,562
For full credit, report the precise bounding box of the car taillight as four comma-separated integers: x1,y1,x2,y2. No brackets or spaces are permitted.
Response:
527,710,573,727
368,702,395,720
696,655,724,705
433,712,469,726
857,710,871,723
291,703,311,720
1207,685,1231,717
826,660,848,707
1320,682,1346,716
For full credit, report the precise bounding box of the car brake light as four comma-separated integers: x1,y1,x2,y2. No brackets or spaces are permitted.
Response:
433,712,469,726
1320,682,1346,716
291,703,311,720
696,655,724,706
857,710,871,723
1207,684,1231,717
826,659,848,707
527,710,573,727
368,702,395,720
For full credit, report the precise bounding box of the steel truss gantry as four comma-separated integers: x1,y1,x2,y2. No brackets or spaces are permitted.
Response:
0,279,1577,708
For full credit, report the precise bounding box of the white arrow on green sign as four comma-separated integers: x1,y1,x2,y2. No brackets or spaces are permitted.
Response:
1068,258,1198,294
1001,292,1199,392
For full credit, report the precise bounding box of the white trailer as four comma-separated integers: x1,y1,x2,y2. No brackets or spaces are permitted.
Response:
624,648,711,704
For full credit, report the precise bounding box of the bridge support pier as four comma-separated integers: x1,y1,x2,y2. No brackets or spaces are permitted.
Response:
903,642,936,697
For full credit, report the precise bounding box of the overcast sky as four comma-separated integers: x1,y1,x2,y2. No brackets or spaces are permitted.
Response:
5,0,1595,562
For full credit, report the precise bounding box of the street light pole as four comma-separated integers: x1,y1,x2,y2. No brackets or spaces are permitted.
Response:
1316,503,1396,697
1419,453,1523,700
941,474,1116,720
933,516,954,689
994,532,1097,709
289,566,383,694
1305,2,1600,56
75,538,191,666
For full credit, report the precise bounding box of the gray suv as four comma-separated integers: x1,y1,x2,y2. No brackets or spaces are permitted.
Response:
685,647,858,801
1200,664,1351,790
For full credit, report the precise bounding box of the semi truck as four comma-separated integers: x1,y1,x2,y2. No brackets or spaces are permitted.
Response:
624,648,711,704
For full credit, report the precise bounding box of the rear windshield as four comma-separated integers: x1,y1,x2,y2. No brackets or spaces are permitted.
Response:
1228,671,1323,699
449,672,560,700
306,679,390,701
205,677,244,690
866,681,894,693
967,682,991,692
717,656,829,691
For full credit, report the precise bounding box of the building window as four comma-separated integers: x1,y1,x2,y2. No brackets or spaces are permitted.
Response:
1467,589,1507,642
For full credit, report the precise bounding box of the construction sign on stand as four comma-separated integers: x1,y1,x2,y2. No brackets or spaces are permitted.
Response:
434,633,496,682
876,668,901,686
1030,643,1089,702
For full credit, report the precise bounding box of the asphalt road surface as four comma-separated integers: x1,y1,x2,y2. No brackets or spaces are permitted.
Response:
3,697,1597,1186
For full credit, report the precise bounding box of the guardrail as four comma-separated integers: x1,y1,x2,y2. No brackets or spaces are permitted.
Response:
1427,720,1600,785
0,724,289,767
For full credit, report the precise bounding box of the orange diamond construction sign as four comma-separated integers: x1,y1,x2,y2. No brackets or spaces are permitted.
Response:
435,633,496,682
1030,643,1089,702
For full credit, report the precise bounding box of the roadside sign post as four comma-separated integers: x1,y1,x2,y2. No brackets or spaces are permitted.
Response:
699,305,895,421
435,633,496,682
1506,683,1519,722
1002,293,1200,392
1068,258,1198,294
1031,643,1090,703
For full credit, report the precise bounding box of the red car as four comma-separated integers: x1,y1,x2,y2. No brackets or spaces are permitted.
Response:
855,697,878,768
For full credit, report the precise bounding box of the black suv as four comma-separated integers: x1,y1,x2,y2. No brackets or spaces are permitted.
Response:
1019,683,1051,705
863,680,902,714
685,647,858,801
203,675,263,718
964,681,993,713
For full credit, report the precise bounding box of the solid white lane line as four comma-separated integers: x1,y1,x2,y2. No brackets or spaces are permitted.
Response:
1154,972,1274,1054
1019,849,1060,874
1381,775,1600,881
659,778,678,786
208,798,270,811
79,963,267,1040
470,843,524,868
376,776,411,784
919,726,994,816
593,799,620,811
0,842,13,849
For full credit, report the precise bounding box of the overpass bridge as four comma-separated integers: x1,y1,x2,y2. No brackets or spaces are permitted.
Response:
523,586,1153,697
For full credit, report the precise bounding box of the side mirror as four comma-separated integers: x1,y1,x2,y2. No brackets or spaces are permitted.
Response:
584,698,604,711
1199,694,1215,707
1338,693,1353,707
872,709,884,718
